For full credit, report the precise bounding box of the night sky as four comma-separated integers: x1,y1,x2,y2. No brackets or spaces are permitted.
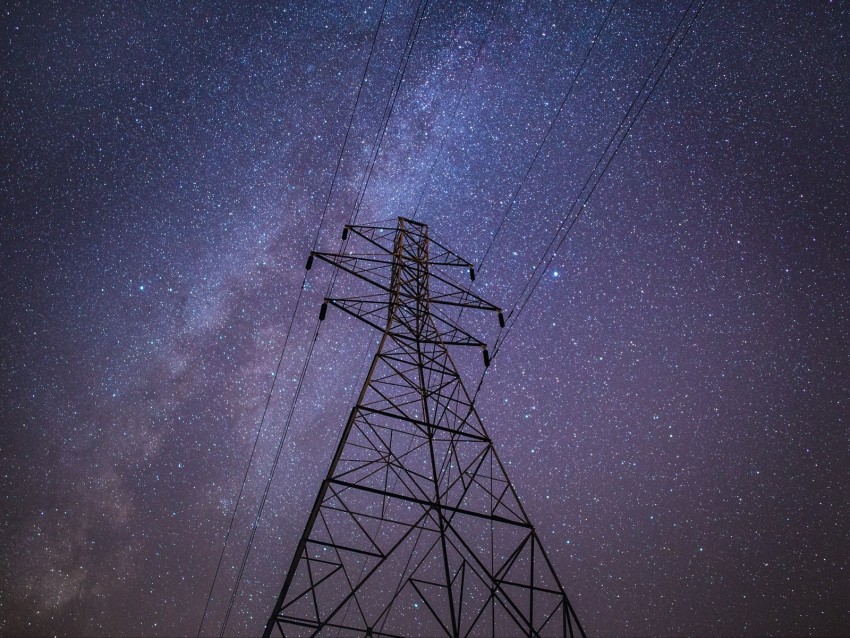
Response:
2,1,848,636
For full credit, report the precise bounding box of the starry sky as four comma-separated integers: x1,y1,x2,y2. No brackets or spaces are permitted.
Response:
2,1,848,636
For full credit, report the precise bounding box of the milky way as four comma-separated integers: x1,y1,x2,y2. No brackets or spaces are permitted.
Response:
2,1,848,636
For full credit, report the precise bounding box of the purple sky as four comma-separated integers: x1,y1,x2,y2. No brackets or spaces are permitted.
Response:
2,1,847,636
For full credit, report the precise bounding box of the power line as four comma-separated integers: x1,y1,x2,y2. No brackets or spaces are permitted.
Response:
219,319,322,638
217,2,432,633
477,0,619,275
496,0,706,352
351,0,430,226
479,0,707,398
448,0,617,333
196,2,390,635
328,0,430,297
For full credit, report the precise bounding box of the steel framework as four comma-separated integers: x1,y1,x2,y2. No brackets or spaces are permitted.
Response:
264,217,584,637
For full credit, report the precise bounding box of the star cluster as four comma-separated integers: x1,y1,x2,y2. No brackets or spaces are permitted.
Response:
1,1,848,636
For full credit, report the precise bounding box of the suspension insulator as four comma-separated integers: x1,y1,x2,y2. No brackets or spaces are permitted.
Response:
305,254,314,270
342,226,349,240
469,267,476,282
319,302,328,321
483,348,491,367
498,311,505,328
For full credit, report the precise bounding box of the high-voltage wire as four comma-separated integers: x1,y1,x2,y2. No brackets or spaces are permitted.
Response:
219,320,323,638
479,0,708,399
328,0,430,305
476,0,620,275
448,0,617,333
197,2,390,635
351,0,431,226
218,1,432,634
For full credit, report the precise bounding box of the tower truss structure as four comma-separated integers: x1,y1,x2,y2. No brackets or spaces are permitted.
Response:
264,217,585,637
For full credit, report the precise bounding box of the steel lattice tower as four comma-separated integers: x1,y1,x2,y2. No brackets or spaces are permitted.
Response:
264,217,585,638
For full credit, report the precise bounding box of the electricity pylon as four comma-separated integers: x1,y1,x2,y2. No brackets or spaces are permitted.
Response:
264,217,585,637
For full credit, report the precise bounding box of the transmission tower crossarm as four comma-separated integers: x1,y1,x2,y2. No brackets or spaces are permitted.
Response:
311,252,394,294
326,297,487,347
